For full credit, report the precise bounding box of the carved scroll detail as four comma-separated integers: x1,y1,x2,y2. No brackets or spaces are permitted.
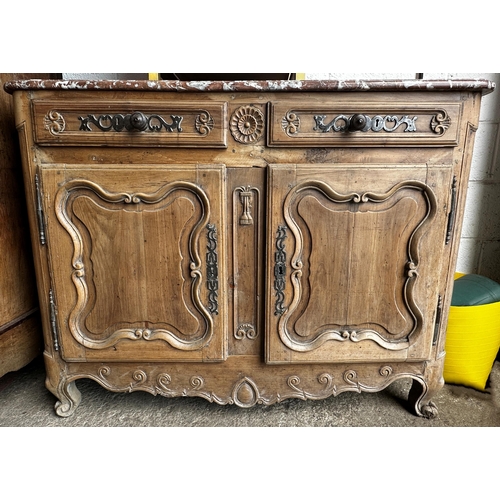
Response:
195,111,214,136
234,323,258,340
44,110,66,134
282,111,301,135
49,360,438,416
230,106,264,143
430,110,451,135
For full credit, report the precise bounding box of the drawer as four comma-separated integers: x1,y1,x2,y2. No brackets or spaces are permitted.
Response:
31,100,228,147
267,101,462,147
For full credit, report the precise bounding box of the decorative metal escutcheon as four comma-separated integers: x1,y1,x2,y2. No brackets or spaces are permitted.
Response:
313,113,418,133
274,225,287,315
206,223,219,315
78,112,184,132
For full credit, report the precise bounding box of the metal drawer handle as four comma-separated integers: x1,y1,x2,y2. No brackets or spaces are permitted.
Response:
348,114,368,131
129,112,148,131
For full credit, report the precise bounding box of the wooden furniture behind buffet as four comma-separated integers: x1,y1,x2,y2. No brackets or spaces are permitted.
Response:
3,78,494,417
0,74,59,378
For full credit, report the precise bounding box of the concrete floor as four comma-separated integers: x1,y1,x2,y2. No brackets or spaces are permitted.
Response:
0,355,499,426
2,355,498,500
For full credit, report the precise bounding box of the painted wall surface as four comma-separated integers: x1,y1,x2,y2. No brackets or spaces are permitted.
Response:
63,73,500,283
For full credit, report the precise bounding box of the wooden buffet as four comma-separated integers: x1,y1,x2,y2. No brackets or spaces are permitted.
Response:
3,78,494,417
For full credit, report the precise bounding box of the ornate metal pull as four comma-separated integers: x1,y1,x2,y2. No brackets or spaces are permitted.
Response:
129,112,148,131
349,114,368,131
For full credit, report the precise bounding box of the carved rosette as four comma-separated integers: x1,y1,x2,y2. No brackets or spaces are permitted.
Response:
230,106,264,144
430,110,451,135
44,110,66,134
195,111,214,136
281,111,300,135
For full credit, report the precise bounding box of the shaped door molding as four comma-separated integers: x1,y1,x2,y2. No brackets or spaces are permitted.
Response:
45,166,227,362
266,164,450,364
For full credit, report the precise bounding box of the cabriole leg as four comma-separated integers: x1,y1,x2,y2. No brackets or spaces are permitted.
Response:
408,355,445,418
43,352,81,417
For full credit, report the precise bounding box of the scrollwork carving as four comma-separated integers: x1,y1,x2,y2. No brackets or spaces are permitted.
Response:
230,106,264,143
430,110,451,135
49,361,437,416
379,366,393,377
234,323,257,340
44,110,66,134
282,111,300,135
195,111,214,136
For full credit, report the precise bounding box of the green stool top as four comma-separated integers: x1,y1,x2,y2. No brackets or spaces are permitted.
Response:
451,274,500,306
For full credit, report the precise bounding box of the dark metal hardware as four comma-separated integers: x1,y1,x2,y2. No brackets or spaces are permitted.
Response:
129,112,148,131
349,114,368,131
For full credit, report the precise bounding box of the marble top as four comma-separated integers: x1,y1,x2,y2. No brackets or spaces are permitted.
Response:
3,79,496,94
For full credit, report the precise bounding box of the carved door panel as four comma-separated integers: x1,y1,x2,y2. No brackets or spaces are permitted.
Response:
266,164,452,364
41,165,227,362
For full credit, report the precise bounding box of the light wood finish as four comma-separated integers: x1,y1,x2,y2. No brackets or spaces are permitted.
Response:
5,78,493,417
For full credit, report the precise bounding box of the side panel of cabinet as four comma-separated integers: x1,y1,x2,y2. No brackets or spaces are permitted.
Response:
41,164,227,362
266,164,452,364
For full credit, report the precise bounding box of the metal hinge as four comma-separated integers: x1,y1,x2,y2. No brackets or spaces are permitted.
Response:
432,295,443,346
34,173,46,245
49,289,60,351
445,176,457,245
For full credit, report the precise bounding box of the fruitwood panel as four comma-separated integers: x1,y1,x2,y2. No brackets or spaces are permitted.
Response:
227,167,266,356
41,165,227,362
266,164,452,364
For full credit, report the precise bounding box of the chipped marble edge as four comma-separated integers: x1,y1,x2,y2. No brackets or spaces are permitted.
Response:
3,79,496,94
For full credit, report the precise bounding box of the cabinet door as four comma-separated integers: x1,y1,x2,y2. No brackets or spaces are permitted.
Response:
41,165,227,362
266,164,452,364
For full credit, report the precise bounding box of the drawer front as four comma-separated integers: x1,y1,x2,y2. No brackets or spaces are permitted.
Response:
32,100,227,147
268,101,462,147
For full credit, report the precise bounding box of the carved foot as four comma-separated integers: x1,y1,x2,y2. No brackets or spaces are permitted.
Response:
407,356,445,419
43,352,82,417
53,380,82,417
